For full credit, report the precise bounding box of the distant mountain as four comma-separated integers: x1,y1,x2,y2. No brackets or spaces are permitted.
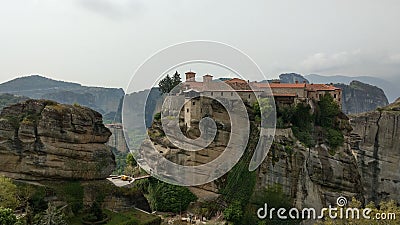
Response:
123,87,162,132
305,74,398,103
335,81,389,114
279,73,309,84
0,75,125,120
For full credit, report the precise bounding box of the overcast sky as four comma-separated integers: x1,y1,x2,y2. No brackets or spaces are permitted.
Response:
0,0,399,90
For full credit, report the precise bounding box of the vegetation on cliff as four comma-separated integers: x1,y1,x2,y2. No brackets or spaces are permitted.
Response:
276,93,347,152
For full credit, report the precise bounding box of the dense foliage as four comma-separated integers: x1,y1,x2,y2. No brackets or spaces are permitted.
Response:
0,207,22,225
0,176,19,210
276,93,344,150
148,181,197,213
158,71,182,94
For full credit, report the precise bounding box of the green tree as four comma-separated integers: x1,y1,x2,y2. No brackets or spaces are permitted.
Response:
0,176,19,209
158,71,182,94
316,93,340,128
126,153,137,167
224,200,243,223
34,203,68,225
0,207,21,225
148,182,197,213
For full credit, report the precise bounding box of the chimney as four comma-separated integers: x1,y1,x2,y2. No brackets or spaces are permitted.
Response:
203,74,213,83
185,71,196,82
295,80,299,84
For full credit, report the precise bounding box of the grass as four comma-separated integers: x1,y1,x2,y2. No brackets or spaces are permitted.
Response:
68,208,161,225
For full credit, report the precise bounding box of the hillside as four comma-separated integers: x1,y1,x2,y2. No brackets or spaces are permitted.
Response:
0,75,125,117
0,93,29,110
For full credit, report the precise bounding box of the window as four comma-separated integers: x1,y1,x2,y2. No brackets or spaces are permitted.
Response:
192,101,195,105
221,92,223,96
186,108,189,113
334,94,337,98
211,92,213,96
231,92,233,96
248,94,251,99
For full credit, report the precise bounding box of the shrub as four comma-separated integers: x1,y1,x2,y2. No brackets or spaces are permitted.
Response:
292,126,314,148
0,207,22,225
153,112,161,121
223,200,243,223
148,182,197,213
325,128,344,149
0,176,19,210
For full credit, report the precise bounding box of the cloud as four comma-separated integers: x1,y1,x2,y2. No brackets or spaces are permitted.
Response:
385,53,400,64
298,50,400,75
76,0,145,19
299,50,364,72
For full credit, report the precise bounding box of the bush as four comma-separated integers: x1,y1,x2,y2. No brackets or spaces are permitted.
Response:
0,176,19,210
0,207,22,225
148,182,197,213
223,200,243,223
292,126,314,148
316,94,341,128
153,112,161,121
325,128,344,149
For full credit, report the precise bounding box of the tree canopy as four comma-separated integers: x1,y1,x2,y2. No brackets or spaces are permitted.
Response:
158,71,182,94
0,176,19,210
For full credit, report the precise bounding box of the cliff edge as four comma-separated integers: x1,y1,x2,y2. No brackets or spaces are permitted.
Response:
0,99,115,180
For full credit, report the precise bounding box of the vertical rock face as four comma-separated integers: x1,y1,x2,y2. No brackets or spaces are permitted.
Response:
349,99,400,204
335,81,389,114
0,99,116,180
256,129,363,211
106,123,129,153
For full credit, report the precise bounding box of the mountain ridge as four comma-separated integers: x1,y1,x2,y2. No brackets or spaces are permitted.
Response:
0,75,125,118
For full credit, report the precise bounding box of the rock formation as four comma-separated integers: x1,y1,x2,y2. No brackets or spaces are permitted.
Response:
256,129,363,211
141,97,366,210
335,81,389,114
0,99,115,180
349,98,400,204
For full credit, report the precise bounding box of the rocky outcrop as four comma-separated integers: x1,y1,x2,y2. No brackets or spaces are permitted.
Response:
279,73,309,84
0,99,115,180
256,129,363,211
349,98,400,204
143,98,365,209
335,81,389,114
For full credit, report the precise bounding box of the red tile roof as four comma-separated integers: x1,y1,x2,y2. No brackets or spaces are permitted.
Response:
306,84,341,91
225,78,247,83
258,83,306,89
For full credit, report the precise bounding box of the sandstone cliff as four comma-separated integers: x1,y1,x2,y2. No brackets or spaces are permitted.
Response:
0,99,115,180
256,129,363,211
335,81,389,114
141,99,365,211
349,98,400,204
